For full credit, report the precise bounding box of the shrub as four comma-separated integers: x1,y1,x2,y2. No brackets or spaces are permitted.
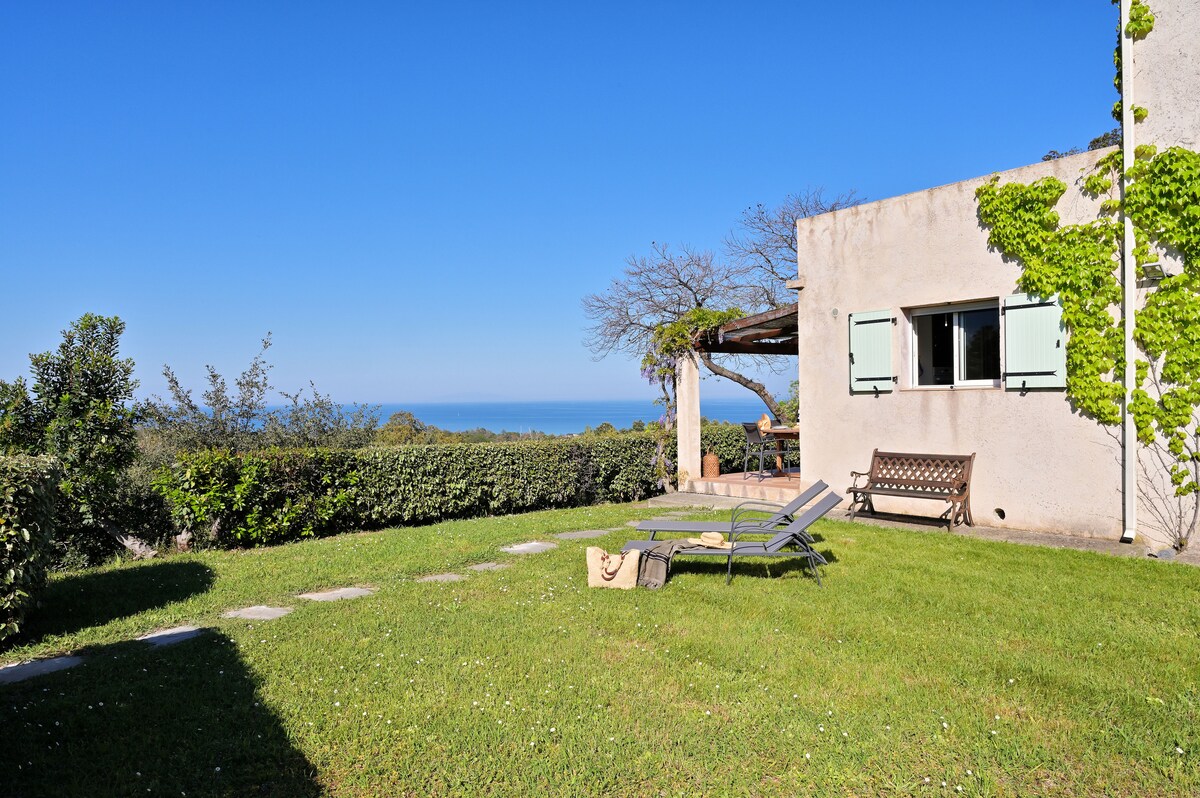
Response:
155,435,661,547
698,423,750,473
687,422,800,476
1,455,58,643
154,449,360,547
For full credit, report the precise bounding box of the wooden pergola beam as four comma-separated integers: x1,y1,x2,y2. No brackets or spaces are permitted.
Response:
693,303,799,355
697,339,798,355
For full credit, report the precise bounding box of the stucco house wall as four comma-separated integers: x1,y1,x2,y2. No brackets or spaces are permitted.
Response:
1132,0,1199,151
792,1,1198,542
794,150,1124,537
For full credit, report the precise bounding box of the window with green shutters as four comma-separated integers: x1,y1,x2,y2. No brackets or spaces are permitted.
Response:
1002,293,1067,390
848,309,895,393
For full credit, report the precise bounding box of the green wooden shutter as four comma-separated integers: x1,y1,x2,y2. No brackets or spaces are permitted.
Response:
848,309,895,393
1003,294,1066,389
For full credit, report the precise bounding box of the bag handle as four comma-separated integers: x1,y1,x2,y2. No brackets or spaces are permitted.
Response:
599,551,628,581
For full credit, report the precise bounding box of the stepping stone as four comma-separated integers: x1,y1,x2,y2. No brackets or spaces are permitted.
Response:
0,655,85,685
417,573,466,583
298,587,375,602
555,529,610,540
222,605,293,621
499,541,558,555
468,562,509,571
138,626,204,647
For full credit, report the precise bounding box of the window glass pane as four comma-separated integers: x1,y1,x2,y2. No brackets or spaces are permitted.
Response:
959,308,1000,381
914,312,954,385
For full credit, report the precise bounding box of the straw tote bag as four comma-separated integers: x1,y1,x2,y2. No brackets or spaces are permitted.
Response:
586,547,640,589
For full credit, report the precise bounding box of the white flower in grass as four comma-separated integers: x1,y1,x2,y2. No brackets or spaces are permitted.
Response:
966,770,972,776
1177,747,1185,755
942,722,949,729
804,752,811,760
818,725,824,732
924,777,930,783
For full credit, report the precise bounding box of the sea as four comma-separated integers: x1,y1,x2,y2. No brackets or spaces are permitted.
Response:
374,398,770,436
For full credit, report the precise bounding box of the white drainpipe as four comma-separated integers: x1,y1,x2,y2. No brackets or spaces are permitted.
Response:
1120,0,1137,543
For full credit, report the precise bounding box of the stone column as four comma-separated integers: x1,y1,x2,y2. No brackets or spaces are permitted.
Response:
676,352,702,489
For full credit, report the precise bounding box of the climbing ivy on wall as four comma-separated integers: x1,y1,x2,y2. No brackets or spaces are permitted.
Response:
976,1,1200,547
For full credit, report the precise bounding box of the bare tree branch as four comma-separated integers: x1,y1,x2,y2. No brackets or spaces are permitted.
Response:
725,189,864,308
582,189,862,413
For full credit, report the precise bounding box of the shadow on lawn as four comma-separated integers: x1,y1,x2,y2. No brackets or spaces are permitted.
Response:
0,629,321,798
16,560,215,644
671,549,838,582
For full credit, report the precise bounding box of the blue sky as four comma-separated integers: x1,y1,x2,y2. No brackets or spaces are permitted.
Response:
0,1,1117,404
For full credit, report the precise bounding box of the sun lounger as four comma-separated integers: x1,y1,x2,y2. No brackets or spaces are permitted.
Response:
622,490,842,585
636,480,829,543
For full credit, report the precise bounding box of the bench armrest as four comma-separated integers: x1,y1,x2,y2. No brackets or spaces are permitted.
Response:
849,470,870,489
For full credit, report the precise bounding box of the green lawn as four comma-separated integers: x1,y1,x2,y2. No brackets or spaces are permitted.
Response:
3,504,1199,797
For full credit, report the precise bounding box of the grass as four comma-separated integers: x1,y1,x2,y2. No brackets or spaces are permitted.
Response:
3,503,1199,797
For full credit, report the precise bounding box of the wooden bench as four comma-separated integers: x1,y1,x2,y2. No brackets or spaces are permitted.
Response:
848,450,976,529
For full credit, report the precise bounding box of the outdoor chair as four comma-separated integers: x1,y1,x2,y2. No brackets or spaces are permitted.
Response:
741,422,778,479
635,480,829,543
622,490,842,585
739,422,796,480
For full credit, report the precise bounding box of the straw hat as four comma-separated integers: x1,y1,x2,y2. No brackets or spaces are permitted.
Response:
687,531,732,549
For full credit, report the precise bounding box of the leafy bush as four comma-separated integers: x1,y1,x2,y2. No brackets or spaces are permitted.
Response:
139,335,379,462
1,314,147,565
698,423,749,474
1,455,58,643
155,435,661,547
154,449,360,547
687,422,800,476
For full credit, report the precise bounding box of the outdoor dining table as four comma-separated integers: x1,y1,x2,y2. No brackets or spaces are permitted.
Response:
766,426,800,478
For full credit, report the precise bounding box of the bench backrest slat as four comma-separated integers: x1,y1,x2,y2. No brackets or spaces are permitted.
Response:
866,450,975,495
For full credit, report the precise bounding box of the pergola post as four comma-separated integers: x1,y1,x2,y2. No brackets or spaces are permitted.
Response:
676,352,702,487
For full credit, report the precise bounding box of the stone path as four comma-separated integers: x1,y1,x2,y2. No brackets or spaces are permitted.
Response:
0,524,619,686
499,541,557,554
222,606,293,620
298,587,375,601
137,626,204,647
554,529,610,540
0,655,85,685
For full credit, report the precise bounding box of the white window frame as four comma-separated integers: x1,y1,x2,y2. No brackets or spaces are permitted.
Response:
909,300,1001,388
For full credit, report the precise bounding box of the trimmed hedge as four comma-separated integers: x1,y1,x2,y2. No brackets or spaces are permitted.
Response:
1,455,58,643
698,424,748,474
155,436,661,547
